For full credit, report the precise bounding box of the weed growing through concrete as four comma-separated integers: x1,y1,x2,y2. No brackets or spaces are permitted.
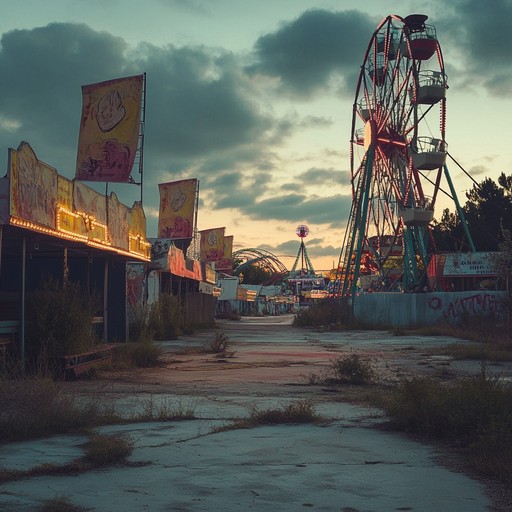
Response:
209,331,229,353
83,434,133,466
249,399,320,424
0,433,134,485
328,353,376,385
214,399,321,433
138,396,196,422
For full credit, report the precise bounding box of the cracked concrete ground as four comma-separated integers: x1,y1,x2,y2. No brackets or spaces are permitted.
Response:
1,314,510,511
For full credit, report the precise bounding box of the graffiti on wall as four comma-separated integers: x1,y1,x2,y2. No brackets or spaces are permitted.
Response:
428,293,504,320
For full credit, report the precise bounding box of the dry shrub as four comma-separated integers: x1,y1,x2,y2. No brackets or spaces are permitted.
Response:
0,377,103,442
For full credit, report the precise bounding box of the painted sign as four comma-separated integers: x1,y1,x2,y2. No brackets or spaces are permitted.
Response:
9,142,57,228
199,227,225,263
434,253,496,277
169,243,202,280
158,179,198,239
76,74,143,182
6,141,149,261
215,235,233,271
149,238,172,270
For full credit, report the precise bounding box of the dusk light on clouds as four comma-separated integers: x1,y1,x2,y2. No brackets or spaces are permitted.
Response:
1,0,511,270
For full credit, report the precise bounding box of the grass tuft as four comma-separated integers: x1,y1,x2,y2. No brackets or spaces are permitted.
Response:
83,434,133,466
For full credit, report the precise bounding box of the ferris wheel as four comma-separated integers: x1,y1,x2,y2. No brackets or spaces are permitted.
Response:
337,14,469,295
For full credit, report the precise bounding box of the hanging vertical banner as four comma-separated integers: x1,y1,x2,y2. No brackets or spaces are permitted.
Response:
199,227,225,263
75,74,143,182
215,235,234,271
158,178,198,239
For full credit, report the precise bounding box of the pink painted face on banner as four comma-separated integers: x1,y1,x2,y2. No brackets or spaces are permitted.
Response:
96,90,126,132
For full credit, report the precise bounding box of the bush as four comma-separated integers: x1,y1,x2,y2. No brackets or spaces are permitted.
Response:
25,278,99,367
383,373,512,483
83,434,133,466
293,299,352,328
209,332,229,353
116,340,163,368
328,353,376,385
249,400,320,425
0,377,105,442
147,293,185,340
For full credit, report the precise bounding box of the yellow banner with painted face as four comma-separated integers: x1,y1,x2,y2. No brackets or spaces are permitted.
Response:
75,74,143,182
199,227,225,263
158,179,198,239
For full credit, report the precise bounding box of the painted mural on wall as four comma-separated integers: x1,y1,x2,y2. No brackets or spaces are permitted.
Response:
9,141,57,228
4,141,150,260
126,262,146,318
108,192,129,250
75,74,143,182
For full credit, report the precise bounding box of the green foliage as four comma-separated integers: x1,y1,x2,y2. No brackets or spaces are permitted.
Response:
433,172,512,252
25,278,99,364
293,299,352,328
237,263,272,285
383,373,512,483
328,353,376,385
147,293,185,340
116,340,163,368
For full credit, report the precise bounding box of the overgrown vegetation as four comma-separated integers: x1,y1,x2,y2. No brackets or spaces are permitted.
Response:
114,340,163,368
328,353,376,385
0,376,107,442
382,371,512,484
293,298,353,328
209,331,229,354
216,399,321,432
25,278,99,371
83,433,133,466
0,376,197,443
147,293,186,340
249,399,320,424
0,432,134,487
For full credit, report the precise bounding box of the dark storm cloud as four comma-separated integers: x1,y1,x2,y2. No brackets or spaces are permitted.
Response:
437,0,512,95
0,23,277,176
0,23,128,172
296,167,349,187
0,16,355,248
241,193,352,226
247,9,376,98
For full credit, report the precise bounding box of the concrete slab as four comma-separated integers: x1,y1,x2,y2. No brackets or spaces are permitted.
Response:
0,314,505,511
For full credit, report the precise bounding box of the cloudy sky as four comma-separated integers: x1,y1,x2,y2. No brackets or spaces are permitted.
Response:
1,0,511,270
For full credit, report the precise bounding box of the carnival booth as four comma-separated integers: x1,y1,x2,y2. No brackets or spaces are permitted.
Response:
0,142,151,360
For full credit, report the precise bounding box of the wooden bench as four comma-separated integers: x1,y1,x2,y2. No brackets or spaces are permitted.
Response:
59,344,118,378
